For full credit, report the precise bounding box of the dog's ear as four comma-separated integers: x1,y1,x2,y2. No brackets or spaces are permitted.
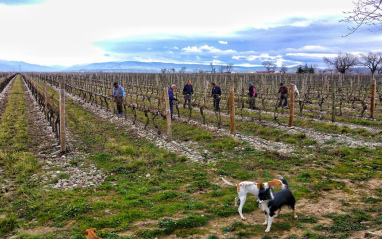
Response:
83,230,89,236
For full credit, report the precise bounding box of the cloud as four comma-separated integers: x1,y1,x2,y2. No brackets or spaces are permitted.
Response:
181,45,236,54
286,45,332,52
181,46,202,53
286,53,338,58
232,54,282,61
0,0,379,67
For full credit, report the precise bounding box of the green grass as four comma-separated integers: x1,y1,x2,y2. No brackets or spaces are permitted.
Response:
0,76,39,179
2,77,379,239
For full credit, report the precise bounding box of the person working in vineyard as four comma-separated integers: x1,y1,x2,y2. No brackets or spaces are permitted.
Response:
113,82,126,115
168,84,177,119
278,82,288,108
183,79,194,108
210,82,222,111
248,82,257,109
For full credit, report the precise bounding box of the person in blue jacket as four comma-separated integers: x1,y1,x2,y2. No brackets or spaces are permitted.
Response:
168,84,177,118
210,82,222,111
113,82,126,115
182,80,194,108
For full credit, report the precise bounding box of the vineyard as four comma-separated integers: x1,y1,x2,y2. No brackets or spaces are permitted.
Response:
0,73,381,239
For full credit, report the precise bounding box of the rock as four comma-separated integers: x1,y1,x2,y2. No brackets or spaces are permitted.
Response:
365,231,382,237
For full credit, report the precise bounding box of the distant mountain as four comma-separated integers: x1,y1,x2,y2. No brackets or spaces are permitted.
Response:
65,61,263,73
0,60,64,72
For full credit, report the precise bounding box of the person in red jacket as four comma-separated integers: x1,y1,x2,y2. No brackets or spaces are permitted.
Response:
278,83,289,108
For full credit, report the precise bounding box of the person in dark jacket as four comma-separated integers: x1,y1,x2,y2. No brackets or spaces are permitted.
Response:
182,80,193,108
210,82,222,111
248,82,257,109
278,82,288,108
168,84,177,118
113,82,126,115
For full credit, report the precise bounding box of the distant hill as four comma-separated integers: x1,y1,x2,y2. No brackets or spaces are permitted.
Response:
0,59,372,74
65,61,263,73
0,60,63,72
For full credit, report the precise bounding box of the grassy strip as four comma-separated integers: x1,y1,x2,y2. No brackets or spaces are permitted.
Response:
0,75,39,179
0,76,39,236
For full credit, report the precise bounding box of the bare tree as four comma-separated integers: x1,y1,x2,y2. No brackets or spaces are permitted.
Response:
323,52,359,74
219,65,226,73
360,52,382,74
179,67,187,74
280,65,288,74
171,68,176,73
210,63,216,73
161,68,167,74
226,63,234,72
262,61,277,72
342,0,382,36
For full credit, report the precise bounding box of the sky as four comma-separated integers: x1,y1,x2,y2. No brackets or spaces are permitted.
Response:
0,0,381,68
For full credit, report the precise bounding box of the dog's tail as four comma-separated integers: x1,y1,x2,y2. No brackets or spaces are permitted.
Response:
220,177,236,186
280,177,289,189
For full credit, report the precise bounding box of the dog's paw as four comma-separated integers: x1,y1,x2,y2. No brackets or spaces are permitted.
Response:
263,221,268,225
294,215,298,219
265,229,270,233
241,217,247,221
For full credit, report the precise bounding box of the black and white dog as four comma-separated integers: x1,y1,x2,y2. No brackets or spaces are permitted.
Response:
221,177,288,220
258,180,297,232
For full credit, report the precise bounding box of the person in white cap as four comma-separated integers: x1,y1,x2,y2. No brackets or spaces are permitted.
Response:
168,84,177,118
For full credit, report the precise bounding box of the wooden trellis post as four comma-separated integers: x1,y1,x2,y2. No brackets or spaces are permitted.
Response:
229,85,236,135
331,75,336,122
59,78,66,153
164,87,172,141
111,84,114,113
203,77,208,105
289,84,295,127
44,82,48,117
370,74,376,118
